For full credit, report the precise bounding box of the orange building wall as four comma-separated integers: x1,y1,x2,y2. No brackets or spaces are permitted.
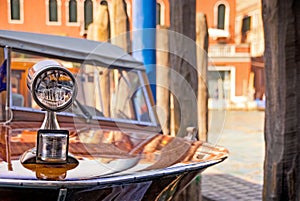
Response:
1,0,217,39
196,0,236,44
0,0,169,38
0,0,82,37
1,0,236,41
234,62,251,96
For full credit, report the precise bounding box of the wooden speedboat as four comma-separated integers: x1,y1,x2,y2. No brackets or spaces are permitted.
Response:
0,30,228,201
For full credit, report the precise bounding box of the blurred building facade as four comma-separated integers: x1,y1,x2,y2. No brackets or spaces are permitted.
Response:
195,0,264,109
235,0,265,102
0,0,264,109
0,0,168,37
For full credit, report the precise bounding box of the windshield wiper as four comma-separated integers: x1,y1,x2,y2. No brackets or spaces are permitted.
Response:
72,100,93,122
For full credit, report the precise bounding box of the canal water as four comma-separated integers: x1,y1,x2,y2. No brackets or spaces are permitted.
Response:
205,110,265,185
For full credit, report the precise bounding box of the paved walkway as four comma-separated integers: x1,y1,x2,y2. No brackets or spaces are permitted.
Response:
201,110,265,201
202,173,262,201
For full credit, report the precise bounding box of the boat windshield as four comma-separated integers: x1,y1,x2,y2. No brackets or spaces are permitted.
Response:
3,49,156,125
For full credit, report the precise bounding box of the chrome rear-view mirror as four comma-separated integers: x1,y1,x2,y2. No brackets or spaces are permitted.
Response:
26,60,77,164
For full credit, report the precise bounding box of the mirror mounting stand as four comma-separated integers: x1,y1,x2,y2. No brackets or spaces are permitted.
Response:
41,111,60,130
21,60,78,166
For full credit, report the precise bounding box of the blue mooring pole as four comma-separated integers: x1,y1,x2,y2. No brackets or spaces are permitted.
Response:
132,0,156,102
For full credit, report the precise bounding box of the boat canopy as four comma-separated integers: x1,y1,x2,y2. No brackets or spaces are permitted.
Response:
0,30,144,70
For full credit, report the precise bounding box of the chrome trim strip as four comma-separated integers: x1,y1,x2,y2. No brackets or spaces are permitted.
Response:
0,159,224,189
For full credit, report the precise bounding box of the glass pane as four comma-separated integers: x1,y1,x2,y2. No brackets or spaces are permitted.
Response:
11,0,20,20
11,71,24,107
217,4,225,30
69,0,77,22
11,52,52,109
76,65,152,123
49,0,58,22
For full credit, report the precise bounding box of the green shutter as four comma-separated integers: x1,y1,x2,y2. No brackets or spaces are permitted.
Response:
69,0,77,22
49,0,58,22
217,4,225,30
156,3,161,25
242,16,251,33
84,0,93,30
11,0,20,20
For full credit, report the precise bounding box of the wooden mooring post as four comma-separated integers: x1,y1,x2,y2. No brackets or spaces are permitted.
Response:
262,0,300,200
169,0,208,200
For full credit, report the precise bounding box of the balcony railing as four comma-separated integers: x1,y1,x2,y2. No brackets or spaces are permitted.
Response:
208,44,250,57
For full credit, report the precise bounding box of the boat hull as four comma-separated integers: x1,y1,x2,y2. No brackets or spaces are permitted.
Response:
0,166,218,201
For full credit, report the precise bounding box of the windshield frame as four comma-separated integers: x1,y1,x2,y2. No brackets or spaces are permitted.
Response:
3,46,160,129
